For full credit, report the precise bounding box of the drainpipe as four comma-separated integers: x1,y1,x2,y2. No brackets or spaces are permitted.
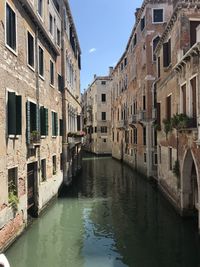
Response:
61,6,69,186
35,26,40,215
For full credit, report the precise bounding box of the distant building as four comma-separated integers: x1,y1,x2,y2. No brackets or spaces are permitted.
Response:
0,0,81,251
82,70,112,155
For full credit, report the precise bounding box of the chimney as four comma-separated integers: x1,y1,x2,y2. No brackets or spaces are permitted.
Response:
135,8,140,20
109,66,113,76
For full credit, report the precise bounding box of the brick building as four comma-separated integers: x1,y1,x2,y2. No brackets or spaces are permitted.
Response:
0,0,81,251
155,1,200,230
111,0,173,177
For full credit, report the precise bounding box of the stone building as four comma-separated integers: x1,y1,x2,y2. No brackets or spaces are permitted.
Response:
111,0,173,177
155,0,200,230
0,0,81,251
82,71,112,155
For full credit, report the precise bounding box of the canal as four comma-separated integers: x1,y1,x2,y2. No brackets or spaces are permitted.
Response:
6,155,200,267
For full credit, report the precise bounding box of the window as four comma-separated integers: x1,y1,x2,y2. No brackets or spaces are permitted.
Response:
190,21,200,47
6,3,16,52
159,145,162,164
181,84,186,115
112,131,114,141
190,77,197,119
8,167,18,196
166,95,172,120
27,32,34,68
60,153,63,171
117,132,119,142
143,127,146,146
7,92,22,135
26,101,39,143
38,0,43,17
101,126,107,133
156,102,161,128
52,111,58,136
157,57,161,78
41,159,46,181
101,81,106,85
141,17,145,31
53,155,56,175
77,115,81,131
134,128,137,144
143,95,146,110
154,153,158,165
103,139,107,143
163,39,171,67
144,153,147,163
50,60,54,85
57,28,61,46
58,74,62,91
40,106,48,136
153,36,160,61
101,94,106,102
38,46,44,77
153,9,164,23
169,147,173,171
59,119,63,136
49,13,53,35
102,112,106,121
133,33,137,46
95,127,97,133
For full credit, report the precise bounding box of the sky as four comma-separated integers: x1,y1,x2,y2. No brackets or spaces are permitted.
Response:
69,0,142,92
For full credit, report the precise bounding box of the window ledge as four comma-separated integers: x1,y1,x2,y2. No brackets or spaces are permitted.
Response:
5,44,18,57
41,135,46,139
163,63,172,71
27,64,35,72
39,74,45,81
50,84,55,89
52,136,57,138
8,135,19,139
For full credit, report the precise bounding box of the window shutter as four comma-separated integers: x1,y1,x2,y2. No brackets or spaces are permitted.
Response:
168,39,171,65
26,101,30,143
36,104,39,133
40,106,45,135
8,92,16,135
163,42,168,67
45,108,48,136
52,111,55,136
16,95,22,135
55,113,58,136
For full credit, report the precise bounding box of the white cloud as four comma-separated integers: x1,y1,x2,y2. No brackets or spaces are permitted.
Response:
89,48,97,53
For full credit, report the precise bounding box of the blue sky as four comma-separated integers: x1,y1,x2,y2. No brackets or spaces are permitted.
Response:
69,0,142,92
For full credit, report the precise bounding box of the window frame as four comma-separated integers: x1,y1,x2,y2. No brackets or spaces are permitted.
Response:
27,30,35,71
152,8,164,24
37,0,44,20
50,59,55,86
38,44,45,79
5,2,18,56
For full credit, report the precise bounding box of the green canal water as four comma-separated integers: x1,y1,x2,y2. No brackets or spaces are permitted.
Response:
6,155,200,267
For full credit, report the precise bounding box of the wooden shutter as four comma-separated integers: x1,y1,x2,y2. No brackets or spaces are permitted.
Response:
60,119,63,136
77,115,81,131
45,108,48,136
8,92,16,135
16,95,22,135
52,111,55,136
163,42,168,67
40,106,45,135
55,113,58,136
168,39,171,65
36,104,39,133
26,101,30,143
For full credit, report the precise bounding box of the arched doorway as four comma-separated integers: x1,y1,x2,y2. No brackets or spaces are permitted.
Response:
181,150,199,214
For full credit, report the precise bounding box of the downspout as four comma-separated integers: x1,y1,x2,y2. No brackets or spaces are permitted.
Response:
35,26,40,215
61,6,69,185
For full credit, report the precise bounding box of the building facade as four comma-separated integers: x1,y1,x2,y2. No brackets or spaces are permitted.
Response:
0,0,81,251
111,0,173,177
155,1,200,230
82,72,112,155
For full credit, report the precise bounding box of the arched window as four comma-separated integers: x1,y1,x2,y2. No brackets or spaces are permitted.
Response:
152,36,160,61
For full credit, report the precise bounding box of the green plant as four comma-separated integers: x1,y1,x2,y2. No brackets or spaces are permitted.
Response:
8,191,19,211
173,160,180,188
153,121,161,131
163,119,172,138
171,113,189,131
30,130,40,142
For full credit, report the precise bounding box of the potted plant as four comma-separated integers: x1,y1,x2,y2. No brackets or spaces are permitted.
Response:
30,130,40,143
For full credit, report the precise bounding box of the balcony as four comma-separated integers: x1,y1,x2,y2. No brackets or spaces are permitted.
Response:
129,114,137,127
28,131,41,148
138,110,147,123
116,120,126,129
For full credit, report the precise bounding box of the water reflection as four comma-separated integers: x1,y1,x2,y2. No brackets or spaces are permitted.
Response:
6,155,200,267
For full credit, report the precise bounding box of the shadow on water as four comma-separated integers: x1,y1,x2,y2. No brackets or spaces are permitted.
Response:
6,153,200,267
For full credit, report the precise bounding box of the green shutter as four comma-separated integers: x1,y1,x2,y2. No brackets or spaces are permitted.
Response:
45,108,48,136
26,101,30,143
55,113,58,136
16,95,22,135
8,92,16,135
52,111,54,136
40,106,45,135
36,104,39,133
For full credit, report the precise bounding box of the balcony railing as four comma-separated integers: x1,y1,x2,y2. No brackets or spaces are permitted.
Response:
138,110,147,122
129,114,137,126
